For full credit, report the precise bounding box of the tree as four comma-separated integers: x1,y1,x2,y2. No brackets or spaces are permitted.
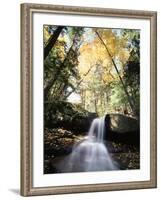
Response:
122,30,140,116
44,26,65,59
44,26,140,123
44,26,84,102
95,30,136,116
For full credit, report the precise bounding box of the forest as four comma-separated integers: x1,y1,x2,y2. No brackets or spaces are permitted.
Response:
43,25,140,174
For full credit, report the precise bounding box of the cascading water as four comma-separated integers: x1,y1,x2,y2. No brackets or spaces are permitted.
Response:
56,116,118,172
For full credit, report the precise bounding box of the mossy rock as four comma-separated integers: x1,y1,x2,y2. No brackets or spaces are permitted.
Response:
44,101,97,133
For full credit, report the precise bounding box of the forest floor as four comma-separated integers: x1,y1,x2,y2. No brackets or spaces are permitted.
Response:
44,128,140,174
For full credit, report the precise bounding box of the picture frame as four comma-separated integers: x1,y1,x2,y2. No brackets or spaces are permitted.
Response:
20,3,157,196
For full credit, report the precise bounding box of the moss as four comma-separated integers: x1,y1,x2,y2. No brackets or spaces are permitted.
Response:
44,101,97,133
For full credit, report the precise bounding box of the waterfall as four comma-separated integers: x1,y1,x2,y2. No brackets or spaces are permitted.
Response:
56,116,118,172
88,117,105,141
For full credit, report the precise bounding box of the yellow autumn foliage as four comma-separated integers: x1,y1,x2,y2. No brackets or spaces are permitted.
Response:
78,28,130,86
43,26,51,44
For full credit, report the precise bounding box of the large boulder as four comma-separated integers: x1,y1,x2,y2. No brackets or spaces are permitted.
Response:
105,114,140,146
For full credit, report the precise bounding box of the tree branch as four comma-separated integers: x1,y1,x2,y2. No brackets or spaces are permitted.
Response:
65,64,95,99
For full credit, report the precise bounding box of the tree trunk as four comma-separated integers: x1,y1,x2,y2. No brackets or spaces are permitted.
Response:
44,42,75,100
44,30,83,100
44,26,64,59
94,91,98,113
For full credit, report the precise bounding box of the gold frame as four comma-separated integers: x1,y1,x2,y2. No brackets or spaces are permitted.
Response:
20,3,157,196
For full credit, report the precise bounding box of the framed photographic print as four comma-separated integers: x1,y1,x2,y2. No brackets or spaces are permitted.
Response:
20,3,157,196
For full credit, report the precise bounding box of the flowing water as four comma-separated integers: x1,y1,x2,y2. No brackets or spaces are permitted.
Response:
56,116,118,172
